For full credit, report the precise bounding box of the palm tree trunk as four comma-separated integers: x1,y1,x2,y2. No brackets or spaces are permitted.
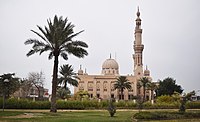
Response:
50,55,59,112
143,86,145,102
121,88,123,100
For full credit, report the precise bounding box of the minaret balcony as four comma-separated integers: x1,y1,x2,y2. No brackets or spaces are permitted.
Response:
135,29,142,33
134,45,144,52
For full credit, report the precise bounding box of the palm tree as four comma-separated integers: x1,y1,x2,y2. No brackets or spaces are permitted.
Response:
58,64,79,88
147,82,157,102
24,15,88,112
56,86,71,100
114,76,131,100
138,77,150,102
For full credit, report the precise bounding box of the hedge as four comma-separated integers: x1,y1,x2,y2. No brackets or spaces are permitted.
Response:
186,101,200,109
0,98,200,109
1,98,50,109
133,111,200,120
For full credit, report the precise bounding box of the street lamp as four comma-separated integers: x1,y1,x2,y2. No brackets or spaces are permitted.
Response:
2,79,9,112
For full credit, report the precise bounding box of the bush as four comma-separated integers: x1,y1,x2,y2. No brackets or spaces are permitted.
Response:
4,98,50,109
1,97,200,110
156,95,175,103
114,100,137,109
151,102,179,109
57,100,84,109
126,101,137,108
57,100,108,109
133,111,169,120
133,111,200,120
107,98,116,117
186,101,200,109
115,100,126,108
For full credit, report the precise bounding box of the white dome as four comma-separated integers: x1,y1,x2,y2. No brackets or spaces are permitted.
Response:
101,58,119,75
102,59,119,69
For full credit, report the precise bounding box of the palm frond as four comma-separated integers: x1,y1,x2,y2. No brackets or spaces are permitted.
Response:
58,64,79,87
66,30,84,41
31,28,46,41
39,45,52,55
48,52,54,60
66,46,88,58
24,39,36,45
67,78,78,87
60,53,68,60
114,76,131,90
25,15,88,62
26,49,36,56
72,41,88,48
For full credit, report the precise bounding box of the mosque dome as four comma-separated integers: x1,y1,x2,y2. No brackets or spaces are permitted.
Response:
102,58,119,69
101,56,119,75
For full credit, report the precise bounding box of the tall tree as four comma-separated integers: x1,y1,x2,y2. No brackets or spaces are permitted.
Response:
114,76,131,100
28,71,45,99
19,78,32,98
24,15,88,112
138,77,151,102
58,64,79,88
0,73,20,98
156,77,183,97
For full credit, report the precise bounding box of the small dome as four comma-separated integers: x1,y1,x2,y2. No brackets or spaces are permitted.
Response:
102,58,119,69
144,66,150,76
78,69,83,75
78,65,83,75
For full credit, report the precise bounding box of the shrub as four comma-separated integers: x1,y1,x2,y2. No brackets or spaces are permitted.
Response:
4,98,50,109
186,101,200,109
115,100,126,108
107,98,116,117
152,102,179,109
133,111,200,120
57,100,84,109
126,101,137,108
100,100,108,108
156,95,174,103
1,97,200,110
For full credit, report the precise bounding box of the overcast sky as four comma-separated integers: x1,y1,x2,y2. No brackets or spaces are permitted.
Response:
0,0,199,94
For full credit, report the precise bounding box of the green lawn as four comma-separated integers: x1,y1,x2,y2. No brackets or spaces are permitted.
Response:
0,110,134,122
1,110,200,122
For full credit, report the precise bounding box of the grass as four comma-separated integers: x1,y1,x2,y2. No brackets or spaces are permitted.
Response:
0,110,134,122
1,109,200,122
0,111,24,117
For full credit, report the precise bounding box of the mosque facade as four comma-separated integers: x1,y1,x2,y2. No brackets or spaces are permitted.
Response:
74,8,152,100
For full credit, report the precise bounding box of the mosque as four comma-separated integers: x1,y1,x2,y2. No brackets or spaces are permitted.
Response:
74,8,152,100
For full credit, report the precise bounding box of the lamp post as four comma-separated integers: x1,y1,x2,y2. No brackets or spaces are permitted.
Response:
2,79,9,112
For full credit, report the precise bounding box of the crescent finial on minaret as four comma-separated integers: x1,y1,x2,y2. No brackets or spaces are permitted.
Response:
137,6,140,17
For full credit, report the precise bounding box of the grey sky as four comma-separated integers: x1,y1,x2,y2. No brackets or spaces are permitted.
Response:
0,0,199,94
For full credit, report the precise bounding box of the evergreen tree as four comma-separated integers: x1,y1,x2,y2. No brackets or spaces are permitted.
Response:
156,77,183,97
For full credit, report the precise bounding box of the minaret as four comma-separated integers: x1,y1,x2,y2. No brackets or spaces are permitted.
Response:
133,7,144,76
